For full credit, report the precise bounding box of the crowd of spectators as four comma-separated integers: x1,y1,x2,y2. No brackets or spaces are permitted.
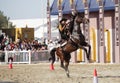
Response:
0,35,49,51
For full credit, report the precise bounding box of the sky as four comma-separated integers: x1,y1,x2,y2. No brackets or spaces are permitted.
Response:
0,0,54,20
0,0,58,38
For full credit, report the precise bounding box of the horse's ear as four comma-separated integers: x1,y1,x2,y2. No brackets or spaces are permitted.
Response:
71,10,78,16
74,10,78,15
87,19,90,23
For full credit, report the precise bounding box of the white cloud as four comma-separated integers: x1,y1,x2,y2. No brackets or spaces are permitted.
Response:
10,18,46,28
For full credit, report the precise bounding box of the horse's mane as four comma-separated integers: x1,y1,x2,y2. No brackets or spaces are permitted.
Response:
69,13,85,34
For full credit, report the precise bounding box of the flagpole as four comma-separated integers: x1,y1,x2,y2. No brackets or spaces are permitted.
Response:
58,0,62,21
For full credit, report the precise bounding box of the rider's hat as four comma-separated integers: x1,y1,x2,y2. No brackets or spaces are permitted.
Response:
60,18,67,24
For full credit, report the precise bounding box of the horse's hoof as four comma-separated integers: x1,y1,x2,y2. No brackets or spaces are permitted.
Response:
60,65,65,69
66,73,70,78
88,59,94,63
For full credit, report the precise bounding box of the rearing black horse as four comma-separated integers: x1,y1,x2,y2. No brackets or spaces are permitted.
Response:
49,13,91,77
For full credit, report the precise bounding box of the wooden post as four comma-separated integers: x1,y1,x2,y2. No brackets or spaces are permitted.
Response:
70,0,75,13
114,0,120,63
47,0,51,41
98,0,105,63
58,0,63,39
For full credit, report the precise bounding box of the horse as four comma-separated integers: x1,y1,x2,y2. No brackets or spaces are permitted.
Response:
49,13,91,77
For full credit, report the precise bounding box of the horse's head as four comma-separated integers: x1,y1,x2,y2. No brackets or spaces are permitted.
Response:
75,14,89,24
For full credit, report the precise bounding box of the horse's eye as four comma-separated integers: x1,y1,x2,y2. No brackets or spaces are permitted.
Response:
87,19,89,22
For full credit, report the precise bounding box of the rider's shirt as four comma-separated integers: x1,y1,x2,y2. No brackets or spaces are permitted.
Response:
58,24,69,40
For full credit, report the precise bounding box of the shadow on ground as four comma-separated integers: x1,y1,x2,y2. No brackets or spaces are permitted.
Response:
0,82,16,83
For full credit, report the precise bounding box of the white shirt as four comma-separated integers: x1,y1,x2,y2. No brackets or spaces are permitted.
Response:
48,42,55,51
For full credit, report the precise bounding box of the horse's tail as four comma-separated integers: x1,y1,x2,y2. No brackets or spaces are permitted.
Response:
49,47,56,64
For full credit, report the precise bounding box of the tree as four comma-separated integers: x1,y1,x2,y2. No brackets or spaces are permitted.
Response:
0,11,15,29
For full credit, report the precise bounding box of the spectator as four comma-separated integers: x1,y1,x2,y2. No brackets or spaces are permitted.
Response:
47,40,55,52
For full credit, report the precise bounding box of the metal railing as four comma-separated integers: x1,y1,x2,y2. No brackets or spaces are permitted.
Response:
0,50,50,64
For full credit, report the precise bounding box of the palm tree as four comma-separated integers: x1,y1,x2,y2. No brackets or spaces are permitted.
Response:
0,11,15,29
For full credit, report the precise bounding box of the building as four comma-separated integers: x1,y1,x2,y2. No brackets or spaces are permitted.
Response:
2,26,34,42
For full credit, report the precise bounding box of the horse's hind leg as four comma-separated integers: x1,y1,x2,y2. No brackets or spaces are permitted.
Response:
64,54,71,77
64,60,70,77
56,50,65,68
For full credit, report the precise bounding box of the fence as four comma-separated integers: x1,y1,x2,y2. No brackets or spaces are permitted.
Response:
0,50,50,64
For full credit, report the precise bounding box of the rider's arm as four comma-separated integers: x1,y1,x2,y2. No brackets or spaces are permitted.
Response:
59,24,65,32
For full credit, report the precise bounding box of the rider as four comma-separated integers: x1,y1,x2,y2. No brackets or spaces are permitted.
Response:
58,11,81,46
58,18,70,45
57,11,77,45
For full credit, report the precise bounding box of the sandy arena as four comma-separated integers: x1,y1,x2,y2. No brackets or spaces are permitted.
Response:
0,63,120,83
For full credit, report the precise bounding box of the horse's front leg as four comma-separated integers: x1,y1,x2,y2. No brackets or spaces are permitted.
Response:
79,45,89,62
60,60,65,68
84,43,92,62
87,43,91,60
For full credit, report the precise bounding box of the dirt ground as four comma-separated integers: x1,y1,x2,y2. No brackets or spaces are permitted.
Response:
0,63,120,83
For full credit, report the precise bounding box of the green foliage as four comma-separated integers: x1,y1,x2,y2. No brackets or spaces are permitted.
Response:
0,11,15,29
